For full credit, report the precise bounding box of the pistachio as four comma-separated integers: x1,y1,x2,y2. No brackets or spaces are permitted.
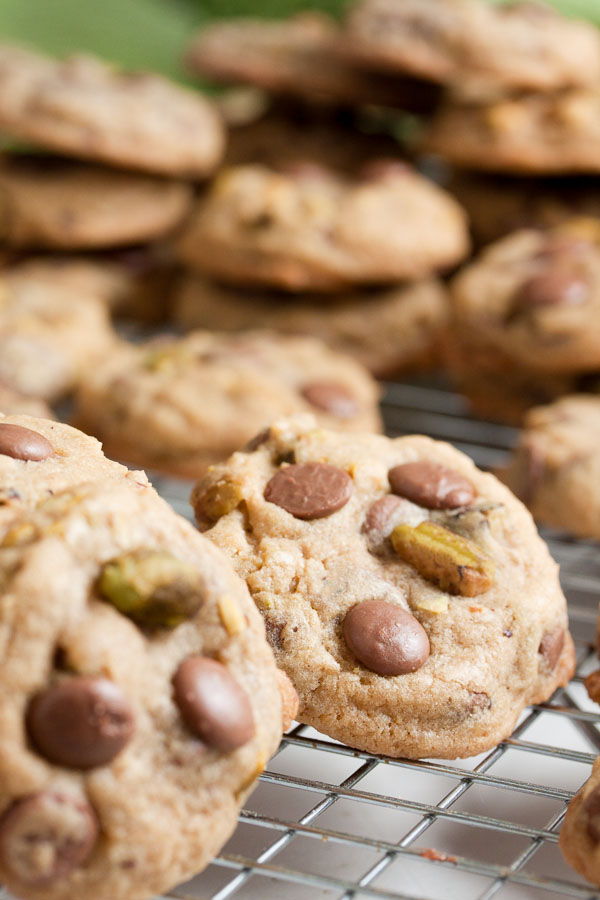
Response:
218,594,245,636
433,503,501,551
391,521,495,597
195,481,242,524
412,594,449,614
97,551,204,629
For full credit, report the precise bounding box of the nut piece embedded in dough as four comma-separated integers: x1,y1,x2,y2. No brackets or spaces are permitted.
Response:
195,481,243,525
391,521,495,597
97,551,204,629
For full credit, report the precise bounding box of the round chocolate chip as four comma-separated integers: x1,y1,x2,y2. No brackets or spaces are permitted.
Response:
585,786,600,842
515,271,589,309
538,626,565,671
0,792,98,885
301,382,358,419
343,599,430,676
264,462,353,520
26,677,135,769
0,424,54,461
363,495,405,537
388,461,475,509
172,657,255,751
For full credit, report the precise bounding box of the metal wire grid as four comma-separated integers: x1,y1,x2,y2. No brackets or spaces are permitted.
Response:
2,379,598,900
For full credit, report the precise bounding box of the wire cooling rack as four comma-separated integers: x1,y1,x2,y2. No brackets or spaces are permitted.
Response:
3,378,598,900
136,378,600,900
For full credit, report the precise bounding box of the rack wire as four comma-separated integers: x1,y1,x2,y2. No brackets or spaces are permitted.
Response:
4,378,599,900
144,378,600,900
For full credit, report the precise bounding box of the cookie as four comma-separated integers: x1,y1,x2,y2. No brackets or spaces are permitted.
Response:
499,395,600,540
0,385,53,419
343,0,600,94
450,225,600,375
191,414,574,759
560,757,600,886
12,250,177,323
0,155,192,249
185,12,440,113
176,162,469,291
0,480,283,900
0,45,224,177
447,170,600,247
0,263,116,401
224,105,406,174
424,89,600,175
172,274,448,378
73,331,382,478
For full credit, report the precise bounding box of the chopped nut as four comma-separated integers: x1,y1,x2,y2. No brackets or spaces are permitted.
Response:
195,481,242,524
97,551,204,629
412,594,449,614
391,521,495,597
218,594,245,636
485,101,528,134
1,521,37,548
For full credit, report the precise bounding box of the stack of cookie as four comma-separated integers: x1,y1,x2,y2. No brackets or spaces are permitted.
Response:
0,413,293,900
174,12,470,380
0,42,226,418
338,0,600,422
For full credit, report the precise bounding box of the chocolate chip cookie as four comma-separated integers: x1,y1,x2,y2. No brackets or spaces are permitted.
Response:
0,44,224,177
0,263,116,401
424,89,600,174
0,155,192,249
185,12,440,113
344,0,600,95
0,480,283,900
500,395,600,540
560,757,600,886
177,162,469,291
73,331,382,478
450,225,600,375
173,274,448,377
191,414,574,759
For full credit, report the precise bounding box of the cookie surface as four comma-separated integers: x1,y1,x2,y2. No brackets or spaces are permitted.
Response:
0,155,192,249
0,386,53,420
500,395,600,540
177,162,469,290
0,481,282,900
0,264,116,401
450,226,600,374
173,274,448,377
344,0,600,94
560,757,600,886
0,413,149,533
73,331,382,478
185,12,440,113
0,45,224,176
425,90,600,175
192,415,574,759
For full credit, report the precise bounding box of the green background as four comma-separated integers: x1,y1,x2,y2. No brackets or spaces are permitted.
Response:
1,0,598,85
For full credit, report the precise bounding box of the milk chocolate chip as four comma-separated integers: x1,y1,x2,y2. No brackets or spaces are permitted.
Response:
515,271,589,309
0,424,54,461
585,786,600,842
360,159,412,181
0,792,98,885
538,625,565,671
363,495,405,537
301,382,358,418
264,462,352,520
388,461,475,509
173,657,255,751
27,677,135,769
343,599,430,676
